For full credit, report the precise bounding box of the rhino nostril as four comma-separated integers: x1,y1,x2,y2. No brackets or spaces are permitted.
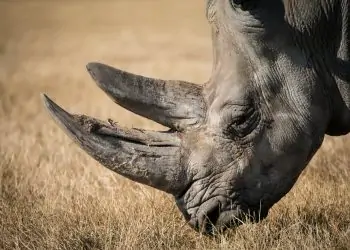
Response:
206,205,221,226
196,204,222,234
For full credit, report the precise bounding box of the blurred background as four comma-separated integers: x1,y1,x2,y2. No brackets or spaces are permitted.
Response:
0,1,349,249
0,0,210,128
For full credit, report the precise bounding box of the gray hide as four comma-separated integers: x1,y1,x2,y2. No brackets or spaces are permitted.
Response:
42,0,350,234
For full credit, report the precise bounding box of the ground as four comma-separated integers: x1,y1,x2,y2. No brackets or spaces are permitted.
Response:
0,1,349,249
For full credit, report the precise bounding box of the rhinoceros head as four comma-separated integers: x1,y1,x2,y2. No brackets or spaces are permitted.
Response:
42,0,350,234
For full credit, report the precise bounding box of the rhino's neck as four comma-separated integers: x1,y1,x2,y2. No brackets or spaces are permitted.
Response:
334,0,350,103
286,0,350,136
330,0,350,135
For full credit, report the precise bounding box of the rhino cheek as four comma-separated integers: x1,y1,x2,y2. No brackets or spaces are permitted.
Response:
244,129,316,207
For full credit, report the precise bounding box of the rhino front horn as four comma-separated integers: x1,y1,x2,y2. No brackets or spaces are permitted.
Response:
41,94,189,195
86,62,206,131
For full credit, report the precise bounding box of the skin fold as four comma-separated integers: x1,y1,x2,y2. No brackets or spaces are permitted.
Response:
42,0,350,234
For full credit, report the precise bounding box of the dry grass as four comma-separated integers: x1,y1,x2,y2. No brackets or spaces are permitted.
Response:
0,1,349,249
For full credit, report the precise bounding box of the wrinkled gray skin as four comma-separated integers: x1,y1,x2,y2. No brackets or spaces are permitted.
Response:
42,0,350,234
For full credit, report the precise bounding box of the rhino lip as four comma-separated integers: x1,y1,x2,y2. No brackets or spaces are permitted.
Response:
182,195,235,234
190,207,243,234
215,209,244,229
189,200,269,234
216,205,269,231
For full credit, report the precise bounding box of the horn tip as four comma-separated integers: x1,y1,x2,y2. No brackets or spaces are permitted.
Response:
86,62,104,83
41,93,59,117
86,61,100,71
41,93,53,110
41,93,70,121
41,93,61,123
86,62,107,74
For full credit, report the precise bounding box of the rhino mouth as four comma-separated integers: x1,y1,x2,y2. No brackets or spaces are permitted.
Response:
217,205,268,229
182,194,269,234
202,206,268,234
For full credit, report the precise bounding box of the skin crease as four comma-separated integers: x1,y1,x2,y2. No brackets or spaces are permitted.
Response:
43,0,350,235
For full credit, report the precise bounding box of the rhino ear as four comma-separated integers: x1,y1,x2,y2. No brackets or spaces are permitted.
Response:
86,62,206,132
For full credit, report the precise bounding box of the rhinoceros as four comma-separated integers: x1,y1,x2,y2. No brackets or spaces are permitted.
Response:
42,0,350,234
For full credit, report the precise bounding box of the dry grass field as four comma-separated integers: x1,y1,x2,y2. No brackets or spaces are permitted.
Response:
1,1,350,249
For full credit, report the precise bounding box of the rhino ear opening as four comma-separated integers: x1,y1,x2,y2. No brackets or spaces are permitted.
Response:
41,94,189,195
86,62,206,132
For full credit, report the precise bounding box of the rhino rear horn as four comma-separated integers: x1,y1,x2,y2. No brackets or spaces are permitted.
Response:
86,62,206,131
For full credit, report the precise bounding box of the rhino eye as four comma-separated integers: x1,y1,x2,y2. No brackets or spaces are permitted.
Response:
225,106,259,138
